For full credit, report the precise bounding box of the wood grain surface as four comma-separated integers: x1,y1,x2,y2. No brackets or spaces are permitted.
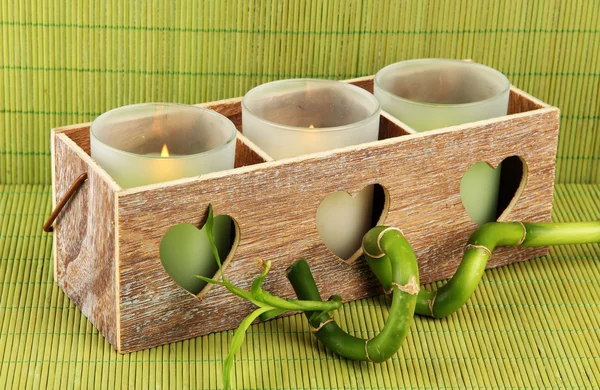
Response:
52,132,120,349
52,78,560,352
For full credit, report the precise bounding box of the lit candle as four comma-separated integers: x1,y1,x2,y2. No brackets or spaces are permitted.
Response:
90,103,236,188
374,59,510,225
242,79,380,259
90,103,237,294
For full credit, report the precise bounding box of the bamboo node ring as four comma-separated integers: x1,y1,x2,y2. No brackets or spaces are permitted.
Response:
376,227,404,254
365,339,374,362
385,276,419,295
515,221,527,247
464,244,492,257
364,247,386,259
427,291,438,317
311,316,334,333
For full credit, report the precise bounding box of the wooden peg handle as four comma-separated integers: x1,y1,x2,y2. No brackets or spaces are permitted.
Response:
43,172,88,233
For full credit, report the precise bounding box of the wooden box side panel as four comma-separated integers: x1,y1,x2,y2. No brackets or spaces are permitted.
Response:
52,133,119,349
508,86,549,114
54,123,94,154
116,107,559,352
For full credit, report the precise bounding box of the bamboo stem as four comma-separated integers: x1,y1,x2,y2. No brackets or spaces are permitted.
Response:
288,221,600,361
416,221,600,318
206,215,600,383
287,227,420,362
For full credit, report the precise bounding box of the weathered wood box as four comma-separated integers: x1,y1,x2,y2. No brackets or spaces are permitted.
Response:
50,76,559,353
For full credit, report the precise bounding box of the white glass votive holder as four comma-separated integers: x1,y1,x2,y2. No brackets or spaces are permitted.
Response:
242,79,381,259
374,59,511,225
90,103,237,189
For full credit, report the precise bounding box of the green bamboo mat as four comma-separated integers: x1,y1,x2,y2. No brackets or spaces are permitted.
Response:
1,0,600,185
0,183,598,389
2,1,600,388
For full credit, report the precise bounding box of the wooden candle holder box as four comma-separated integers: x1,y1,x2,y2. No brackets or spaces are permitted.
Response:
50,75,560,353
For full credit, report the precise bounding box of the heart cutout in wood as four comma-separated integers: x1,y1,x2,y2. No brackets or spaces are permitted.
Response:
316,184,389,263
460,156,526,226
160,213,238,296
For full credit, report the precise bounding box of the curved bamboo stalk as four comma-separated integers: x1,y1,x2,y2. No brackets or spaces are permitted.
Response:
202,206,600,387
416,221,600,318
287,227,420,362
287,221,600,361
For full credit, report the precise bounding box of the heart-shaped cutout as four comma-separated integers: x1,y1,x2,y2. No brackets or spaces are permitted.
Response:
460,156,526,226
160,213,237,296
316,184,389,262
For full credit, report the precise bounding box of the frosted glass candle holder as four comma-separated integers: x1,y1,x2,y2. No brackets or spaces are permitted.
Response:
374,59,510,132
242,79,380,259
90,103,236,189
374,59,510,225
91,103,237,295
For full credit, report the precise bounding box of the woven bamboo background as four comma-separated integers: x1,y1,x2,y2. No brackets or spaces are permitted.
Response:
1,0,599,389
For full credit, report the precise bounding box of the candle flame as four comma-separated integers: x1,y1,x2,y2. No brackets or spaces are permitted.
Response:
309,124,315,129
161,144,170,157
